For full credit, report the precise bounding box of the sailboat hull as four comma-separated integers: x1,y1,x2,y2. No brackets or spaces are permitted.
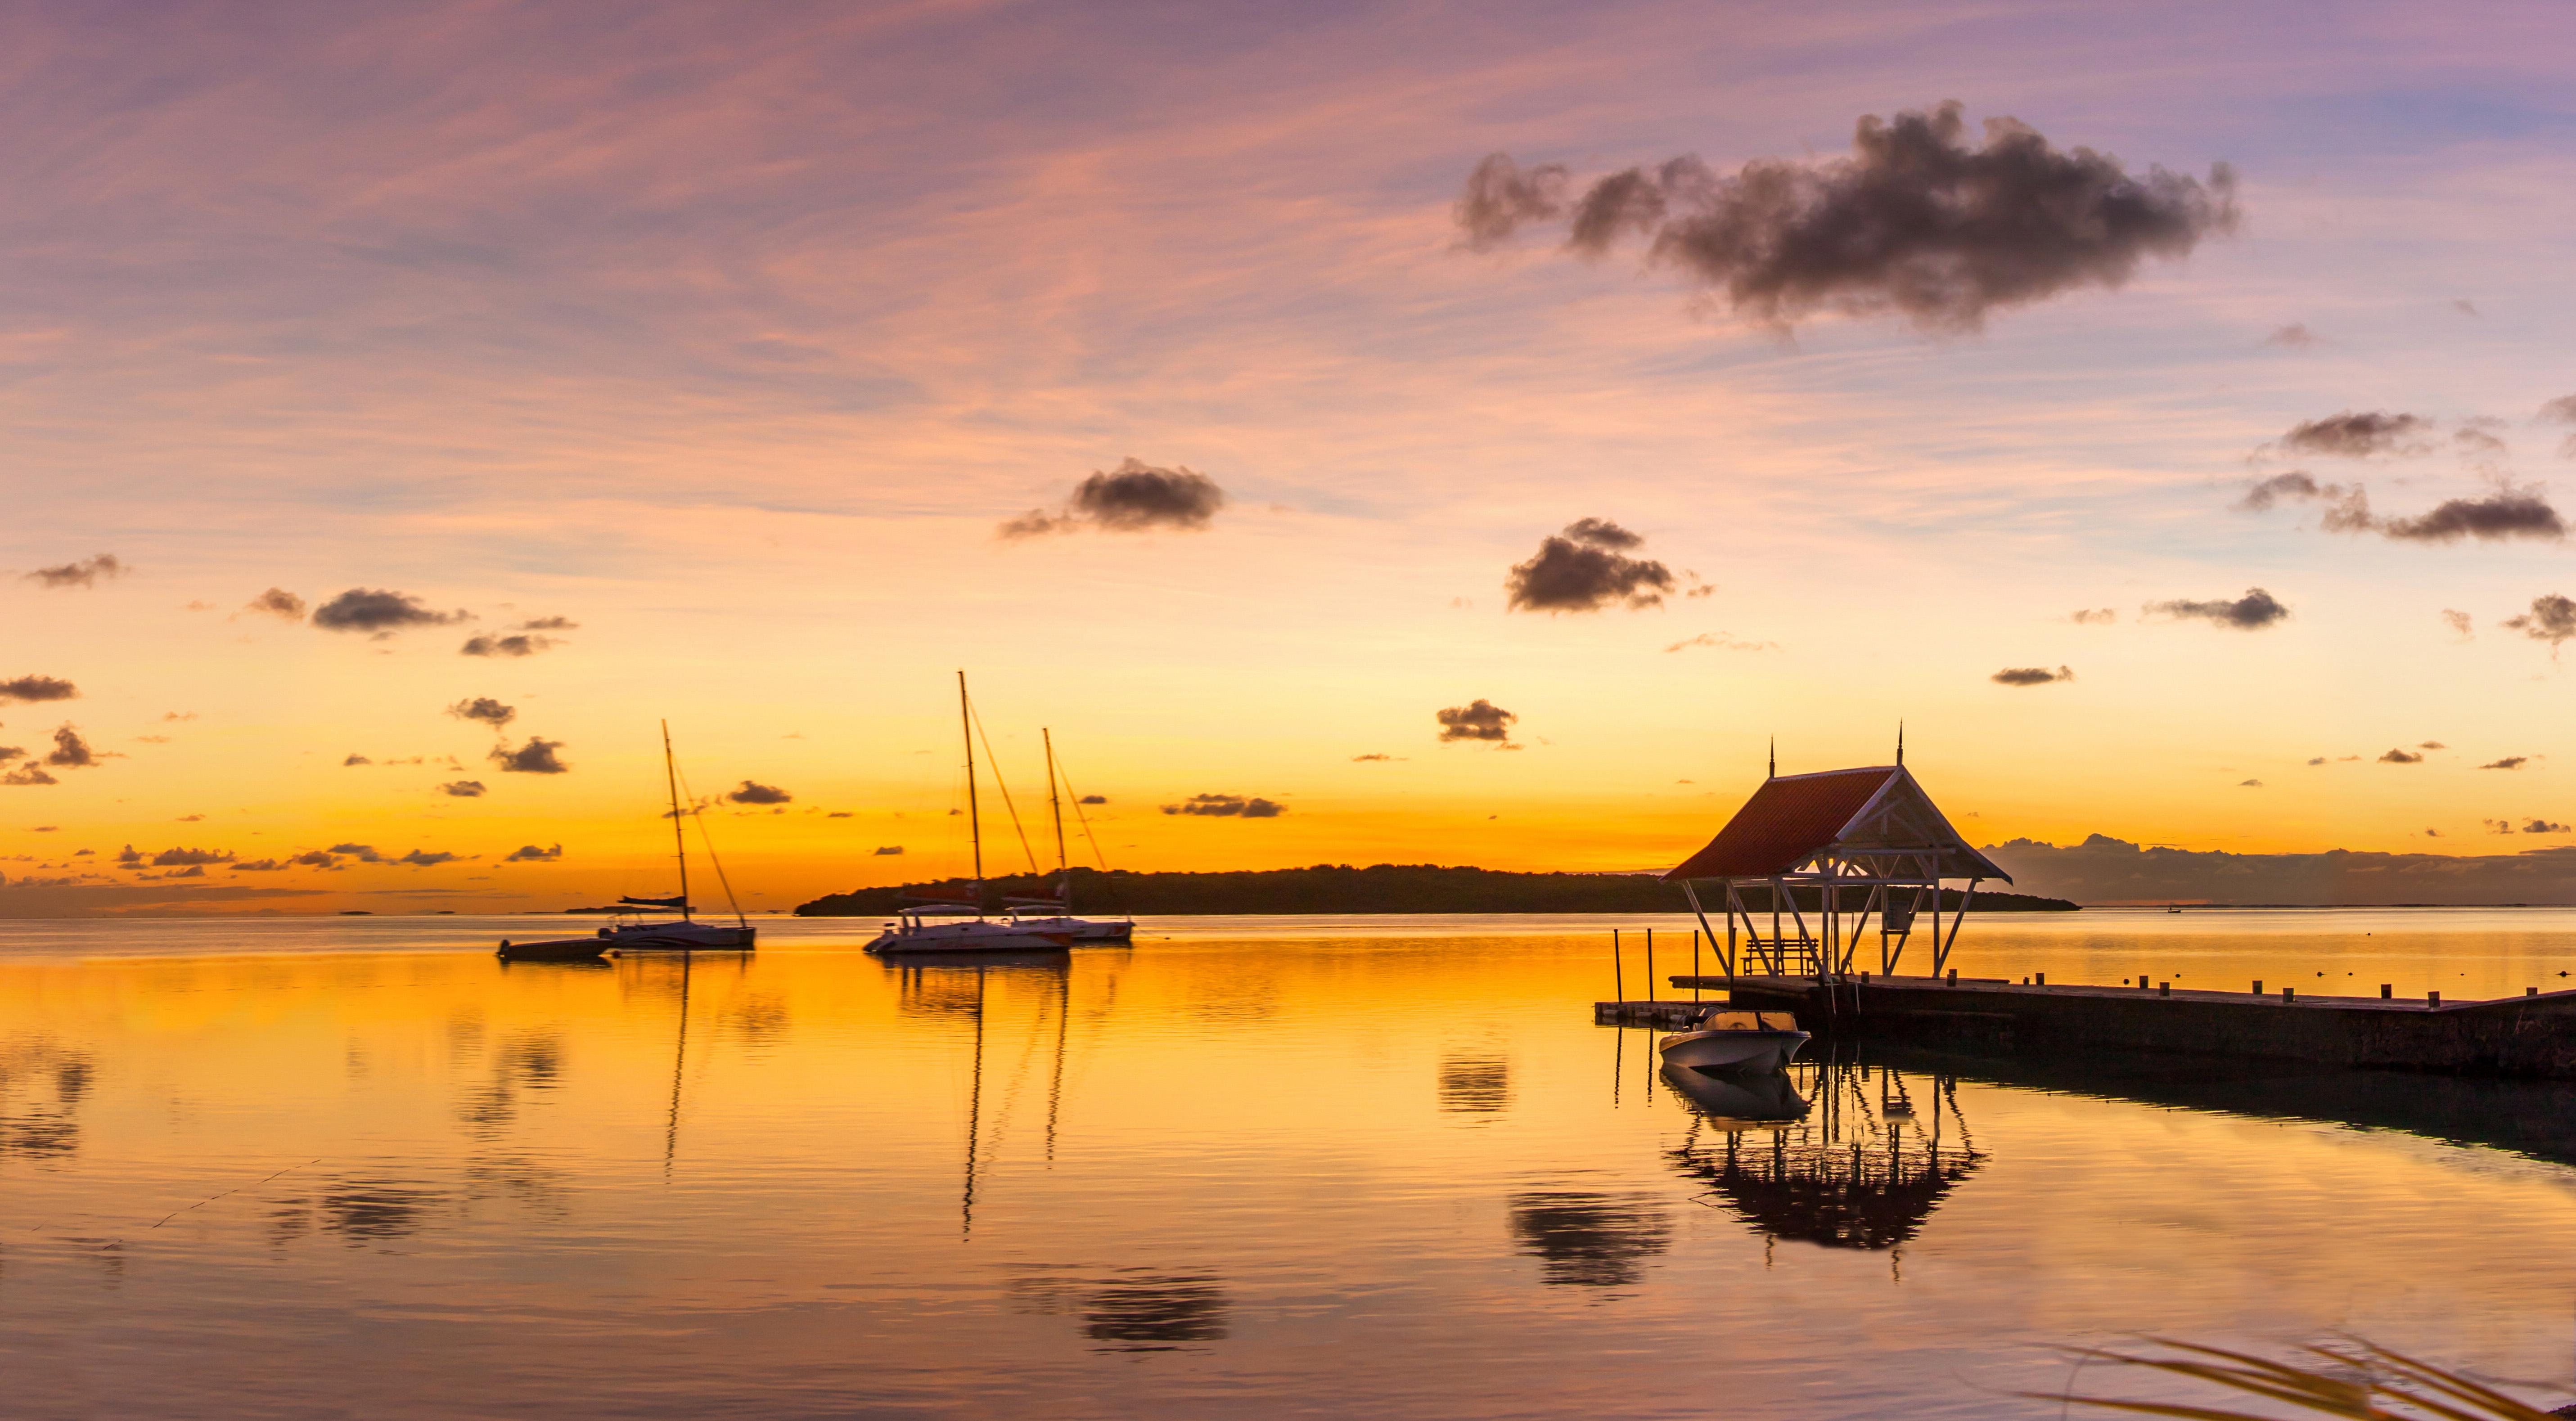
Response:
607,922,757,952
866,920,1070,954
1005,915,1132,945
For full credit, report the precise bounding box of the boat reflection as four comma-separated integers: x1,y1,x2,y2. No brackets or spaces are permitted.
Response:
1506,1190,1675,1287
0,1036,93,1160
1667,1052,1982,1251
1009,1266,1232,1352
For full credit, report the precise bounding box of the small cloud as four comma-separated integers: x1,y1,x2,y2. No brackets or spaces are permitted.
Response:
397,849,459,867
0,675,78,704
2443,609,2474,640
447,697,515,728
1078,794,1106,804
2382,488,2565,543
232,858,290,872
344,754,372,767
2379,748,2423,764
311,588,468,633
133,735,170,744
2276,412,2434,459
1436,699,1518,743
826,811,852,818
2481,757,2528,770
2146,588,2289,630
2526,819,2571,835
873,845,904,855
1161,794,1287,818
503,844,563,862
460,634,558,658
29,825,54,832
2069,608,2116,625
1990,666,2075,687
1000,459,1226,538
164,711,194,722
329,842,387,863
24,554,124,589
116,845,142,864
490,737,569,774
2262,323,2319,348
2424,828,2441,838
518,616,578,631
438,780,487,797
176,814,202,822
1351,753,1393,762
2504,594,2576,650
45,725,98,768
2419,741,2447,751
1665,632,1777,652
728,780,792,805
1506,520,1673,613
243,588,306,620
2239,779,2263,787
151,846,232,866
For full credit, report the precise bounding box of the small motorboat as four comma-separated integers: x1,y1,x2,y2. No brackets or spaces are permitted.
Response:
1656,1010,1810,1076
496,934,611,963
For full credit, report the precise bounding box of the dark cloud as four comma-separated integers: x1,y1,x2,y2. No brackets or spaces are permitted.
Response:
151,847,232,866
344,754,371,766
2277,411,2432,459
2379,748,2423,764
503,843,562,862
2419,741,2446,751
1461,102,2236,333
1455,153,1571,247
397,850,459,867
1001,459,1227,538
311,588,468,633
2263,323,2319,348
2504,594,2576,648
45,725,97,768
1436,699,1517,743
25,555,124,589
2443,609,2475,640
1990,666,2074,686
1078,793,1107,804
2069,608,2116,625
243,588,306,620
1505,521,1674,612
2145,588,2288,630
728,780,792,805
2527,820,2573,835
232,859,290,872
2481,757,2528,770
1162,794,1286,818
459,634,557,657
2240,779,2263,787
116,845,142,865
447,697,515,728
1351,753,1392,762
518,616,577,631
872,845,904,855
289,849,342,868
0,675,77,704
2381,489,2565,543
328,843,386,862
491,737,569,774
2,764,59,786
2235,470,2326,512
826,811,852,818
438,780,487,797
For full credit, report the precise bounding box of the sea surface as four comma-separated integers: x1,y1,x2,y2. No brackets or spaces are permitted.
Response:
7,908,2576,1418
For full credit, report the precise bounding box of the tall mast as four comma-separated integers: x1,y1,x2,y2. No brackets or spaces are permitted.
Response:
662,719,691,922
958,670,983,908
1044,728,1067,879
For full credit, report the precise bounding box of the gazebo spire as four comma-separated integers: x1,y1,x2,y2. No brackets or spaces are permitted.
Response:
1896,720,1904,767
1767,736,1775,779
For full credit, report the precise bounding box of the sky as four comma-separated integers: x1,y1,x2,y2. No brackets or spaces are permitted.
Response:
9,0,2576,914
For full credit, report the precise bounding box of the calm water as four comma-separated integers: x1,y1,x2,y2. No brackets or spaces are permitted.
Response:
8,909,2576,1418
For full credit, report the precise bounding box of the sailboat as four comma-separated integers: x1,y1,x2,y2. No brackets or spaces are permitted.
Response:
865,674,1073,955
496,723,756,962
1001,727,1134,945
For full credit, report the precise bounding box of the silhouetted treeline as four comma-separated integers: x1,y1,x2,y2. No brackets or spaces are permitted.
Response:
793,864,2077,917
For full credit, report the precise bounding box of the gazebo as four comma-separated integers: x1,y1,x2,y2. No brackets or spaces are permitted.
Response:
1664,754,2008,981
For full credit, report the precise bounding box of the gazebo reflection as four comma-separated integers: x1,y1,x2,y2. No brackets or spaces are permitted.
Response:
1666,1053,1980,1251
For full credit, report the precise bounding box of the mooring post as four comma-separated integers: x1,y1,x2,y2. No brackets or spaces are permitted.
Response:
2159,982,2170,996
1645,928,1654,1005
1612,929,1623,1006
2381,983,2392,999
2253,980,2263,995
2430,990,2442,1008
2283,987,2295,1003
1692,930,1702,1002
1946,968,1957,987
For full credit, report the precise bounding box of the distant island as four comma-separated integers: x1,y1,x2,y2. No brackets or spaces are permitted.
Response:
793,864,2078,916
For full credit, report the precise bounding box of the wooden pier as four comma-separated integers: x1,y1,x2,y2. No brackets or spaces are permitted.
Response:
1672,972,2576,1078
1594,1000,1717,1030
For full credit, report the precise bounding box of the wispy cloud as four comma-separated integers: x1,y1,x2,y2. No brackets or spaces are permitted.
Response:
2145,589,2288,630
1161,793,1286,818
24,555,124,589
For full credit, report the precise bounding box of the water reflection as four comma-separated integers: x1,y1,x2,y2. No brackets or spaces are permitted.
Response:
270,1178,448,1245
1506,1190,1674,1286
1668,1056,1982,1251
1010,1266,1233,1351
0,1036,92,1160
1438,1053,1511,1114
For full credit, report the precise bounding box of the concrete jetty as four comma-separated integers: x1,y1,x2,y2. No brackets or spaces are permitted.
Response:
1673,973,2576,1078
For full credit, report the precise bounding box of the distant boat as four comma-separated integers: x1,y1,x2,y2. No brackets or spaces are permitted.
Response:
1656,1010,1810,1075
499,723,756,962
868,674,1073,956
1001,728,1134,946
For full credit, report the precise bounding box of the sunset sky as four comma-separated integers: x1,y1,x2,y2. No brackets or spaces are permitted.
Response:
9,0,2576,914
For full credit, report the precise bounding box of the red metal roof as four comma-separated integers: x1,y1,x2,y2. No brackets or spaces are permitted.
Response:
1661,768,1900,881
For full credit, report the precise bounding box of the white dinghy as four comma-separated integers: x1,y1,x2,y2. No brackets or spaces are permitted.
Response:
1656,1010,1810,1076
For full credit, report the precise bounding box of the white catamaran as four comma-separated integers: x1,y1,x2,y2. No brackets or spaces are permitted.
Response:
497,722,755,962
864,674,1075,954
1001,727,1134,945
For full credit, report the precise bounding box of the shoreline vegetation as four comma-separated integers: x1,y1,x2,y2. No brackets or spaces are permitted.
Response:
791,864,2081,917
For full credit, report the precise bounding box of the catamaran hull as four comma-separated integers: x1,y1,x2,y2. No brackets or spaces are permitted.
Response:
607,924,757,952
1656,1027,1811,1075
866,925,1072,954
1006,916,1133,945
